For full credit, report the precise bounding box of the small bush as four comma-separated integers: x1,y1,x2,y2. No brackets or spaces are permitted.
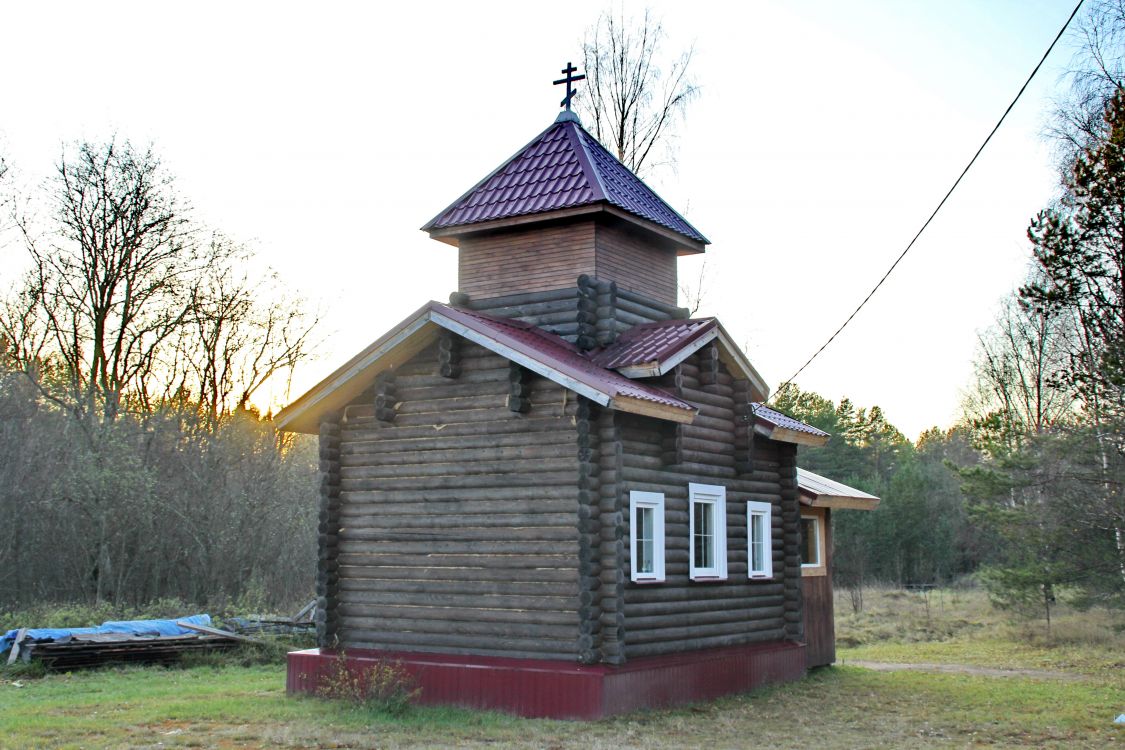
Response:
317,651,421,715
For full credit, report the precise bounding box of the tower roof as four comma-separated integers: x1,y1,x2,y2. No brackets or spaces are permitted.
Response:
422,116,708,251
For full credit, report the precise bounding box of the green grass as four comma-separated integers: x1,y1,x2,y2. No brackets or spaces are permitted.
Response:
2,587,1123,748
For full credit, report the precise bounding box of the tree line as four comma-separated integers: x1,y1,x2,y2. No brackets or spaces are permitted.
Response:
0,139,319,610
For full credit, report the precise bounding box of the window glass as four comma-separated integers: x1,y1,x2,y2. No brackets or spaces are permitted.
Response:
629,491,665,582
638,505,655,574
746,500,773,579
751,513,765,572
693,501,713,568
801,516,820,566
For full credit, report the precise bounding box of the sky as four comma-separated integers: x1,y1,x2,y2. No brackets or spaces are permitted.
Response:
0,0,1084,439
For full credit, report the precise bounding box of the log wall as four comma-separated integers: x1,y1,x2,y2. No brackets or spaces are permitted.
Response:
330,340,583,660
618,348,803,659
462,275,688,349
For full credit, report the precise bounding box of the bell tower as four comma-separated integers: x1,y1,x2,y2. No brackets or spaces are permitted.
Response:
421,64,708,347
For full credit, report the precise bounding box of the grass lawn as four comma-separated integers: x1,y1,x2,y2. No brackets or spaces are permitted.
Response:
2,588,1123,749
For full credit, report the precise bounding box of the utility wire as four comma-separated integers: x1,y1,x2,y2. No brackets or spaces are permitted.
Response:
770,0,1086,401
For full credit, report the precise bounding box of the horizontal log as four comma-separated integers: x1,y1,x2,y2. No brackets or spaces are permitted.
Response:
626,617,785,645
342,627,576,654
623,581,786,603
624,629,784,658
340,470,576,492
466,287,579,309
341,456,576,480
341,602,576,626
337,562,576,585
341,614,576,641
337,539,576,556
624,594,785,616
338,553,573,569
342,526,577,543
341,489,576,508
337,588,576,611
613,287,686,317
344,637,576,662
626,605,784,631
343,417,576,443
340,512,576,530
336,577,576,598
342,429,575,457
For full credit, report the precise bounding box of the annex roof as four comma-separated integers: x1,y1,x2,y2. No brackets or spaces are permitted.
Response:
752,403,830,447
591,318,770,401
275,301,699,434
421,115,708,251
797,468,881,511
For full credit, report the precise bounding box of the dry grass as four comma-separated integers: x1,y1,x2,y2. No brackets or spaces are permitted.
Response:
2,587,1123,749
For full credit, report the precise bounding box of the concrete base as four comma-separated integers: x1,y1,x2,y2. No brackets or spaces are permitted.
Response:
287,640,806,719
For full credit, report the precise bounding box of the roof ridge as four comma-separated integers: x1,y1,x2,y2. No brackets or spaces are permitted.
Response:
420,119,563,232
565,121,608,203
572,126,709,245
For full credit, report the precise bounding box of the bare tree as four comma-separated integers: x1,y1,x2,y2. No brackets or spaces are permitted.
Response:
577,6,698,177
11,138,213,426
964,292,1077,440
183,235,319,429
1049,0,1125,168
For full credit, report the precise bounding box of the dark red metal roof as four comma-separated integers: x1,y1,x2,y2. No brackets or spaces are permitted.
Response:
422,117,708,245
751,403,830,439
592,318,716,371
434,304,696,414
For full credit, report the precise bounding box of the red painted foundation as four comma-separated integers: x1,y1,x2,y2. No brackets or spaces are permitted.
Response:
287,641,806,719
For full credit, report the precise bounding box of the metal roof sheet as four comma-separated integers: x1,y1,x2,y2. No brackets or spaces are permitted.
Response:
751,403,831,440
422,118,708,245
797,467,881,510
436,305,697,414
275,301,699,433
592,318,716,371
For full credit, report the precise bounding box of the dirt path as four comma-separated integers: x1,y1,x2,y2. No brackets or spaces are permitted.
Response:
844,659,1089,681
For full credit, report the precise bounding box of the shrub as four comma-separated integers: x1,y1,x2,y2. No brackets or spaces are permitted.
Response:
317,651,421,715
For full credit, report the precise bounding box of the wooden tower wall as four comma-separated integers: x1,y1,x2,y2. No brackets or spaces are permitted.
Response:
321,338,584,660
457,219,679,308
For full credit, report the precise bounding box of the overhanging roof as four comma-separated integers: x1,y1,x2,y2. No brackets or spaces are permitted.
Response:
421,114,708,253
797,468,880,510
275,302,699,434
752,404,830,447
592,318,769,402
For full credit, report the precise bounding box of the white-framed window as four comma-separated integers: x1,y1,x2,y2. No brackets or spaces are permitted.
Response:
629,491,665,583
747,501,774,579
801,512,826,576
689,483,727,580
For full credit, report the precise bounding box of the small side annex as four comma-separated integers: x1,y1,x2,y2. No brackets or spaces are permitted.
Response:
277,102,874,719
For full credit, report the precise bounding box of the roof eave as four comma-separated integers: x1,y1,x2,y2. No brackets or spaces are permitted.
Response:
754,422,830,447
275,302,441,434
713,323,769,402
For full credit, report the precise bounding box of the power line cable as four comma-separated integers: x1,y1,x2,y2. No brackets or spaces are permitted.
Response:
770,0,1086,401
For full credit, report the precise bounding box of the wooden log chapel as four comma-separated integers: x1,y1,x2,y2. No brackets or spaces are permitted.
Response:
279,66,879,719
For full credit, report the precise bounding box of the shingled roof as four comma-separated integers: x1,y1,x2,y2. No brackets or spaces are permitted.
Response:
422,114,708,249
275,301,700,434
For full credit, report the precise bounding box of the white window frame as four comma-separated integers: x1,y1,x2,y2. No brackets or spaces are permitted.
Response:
747,501,774,579
629,491,665,583
801,513,824,573
689,483,727,580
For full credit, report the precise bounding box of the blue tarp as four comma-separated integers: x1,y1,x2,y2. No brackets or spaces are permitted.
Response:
0,614,212,655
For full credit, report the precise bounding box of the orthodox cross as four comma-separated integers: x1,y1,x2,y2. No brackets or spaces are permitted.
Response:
553,62,586,111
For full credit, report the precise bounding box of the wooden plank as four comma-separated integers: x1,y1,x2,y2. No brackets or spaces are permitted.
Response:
175,621,262,645
7,628,27,666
